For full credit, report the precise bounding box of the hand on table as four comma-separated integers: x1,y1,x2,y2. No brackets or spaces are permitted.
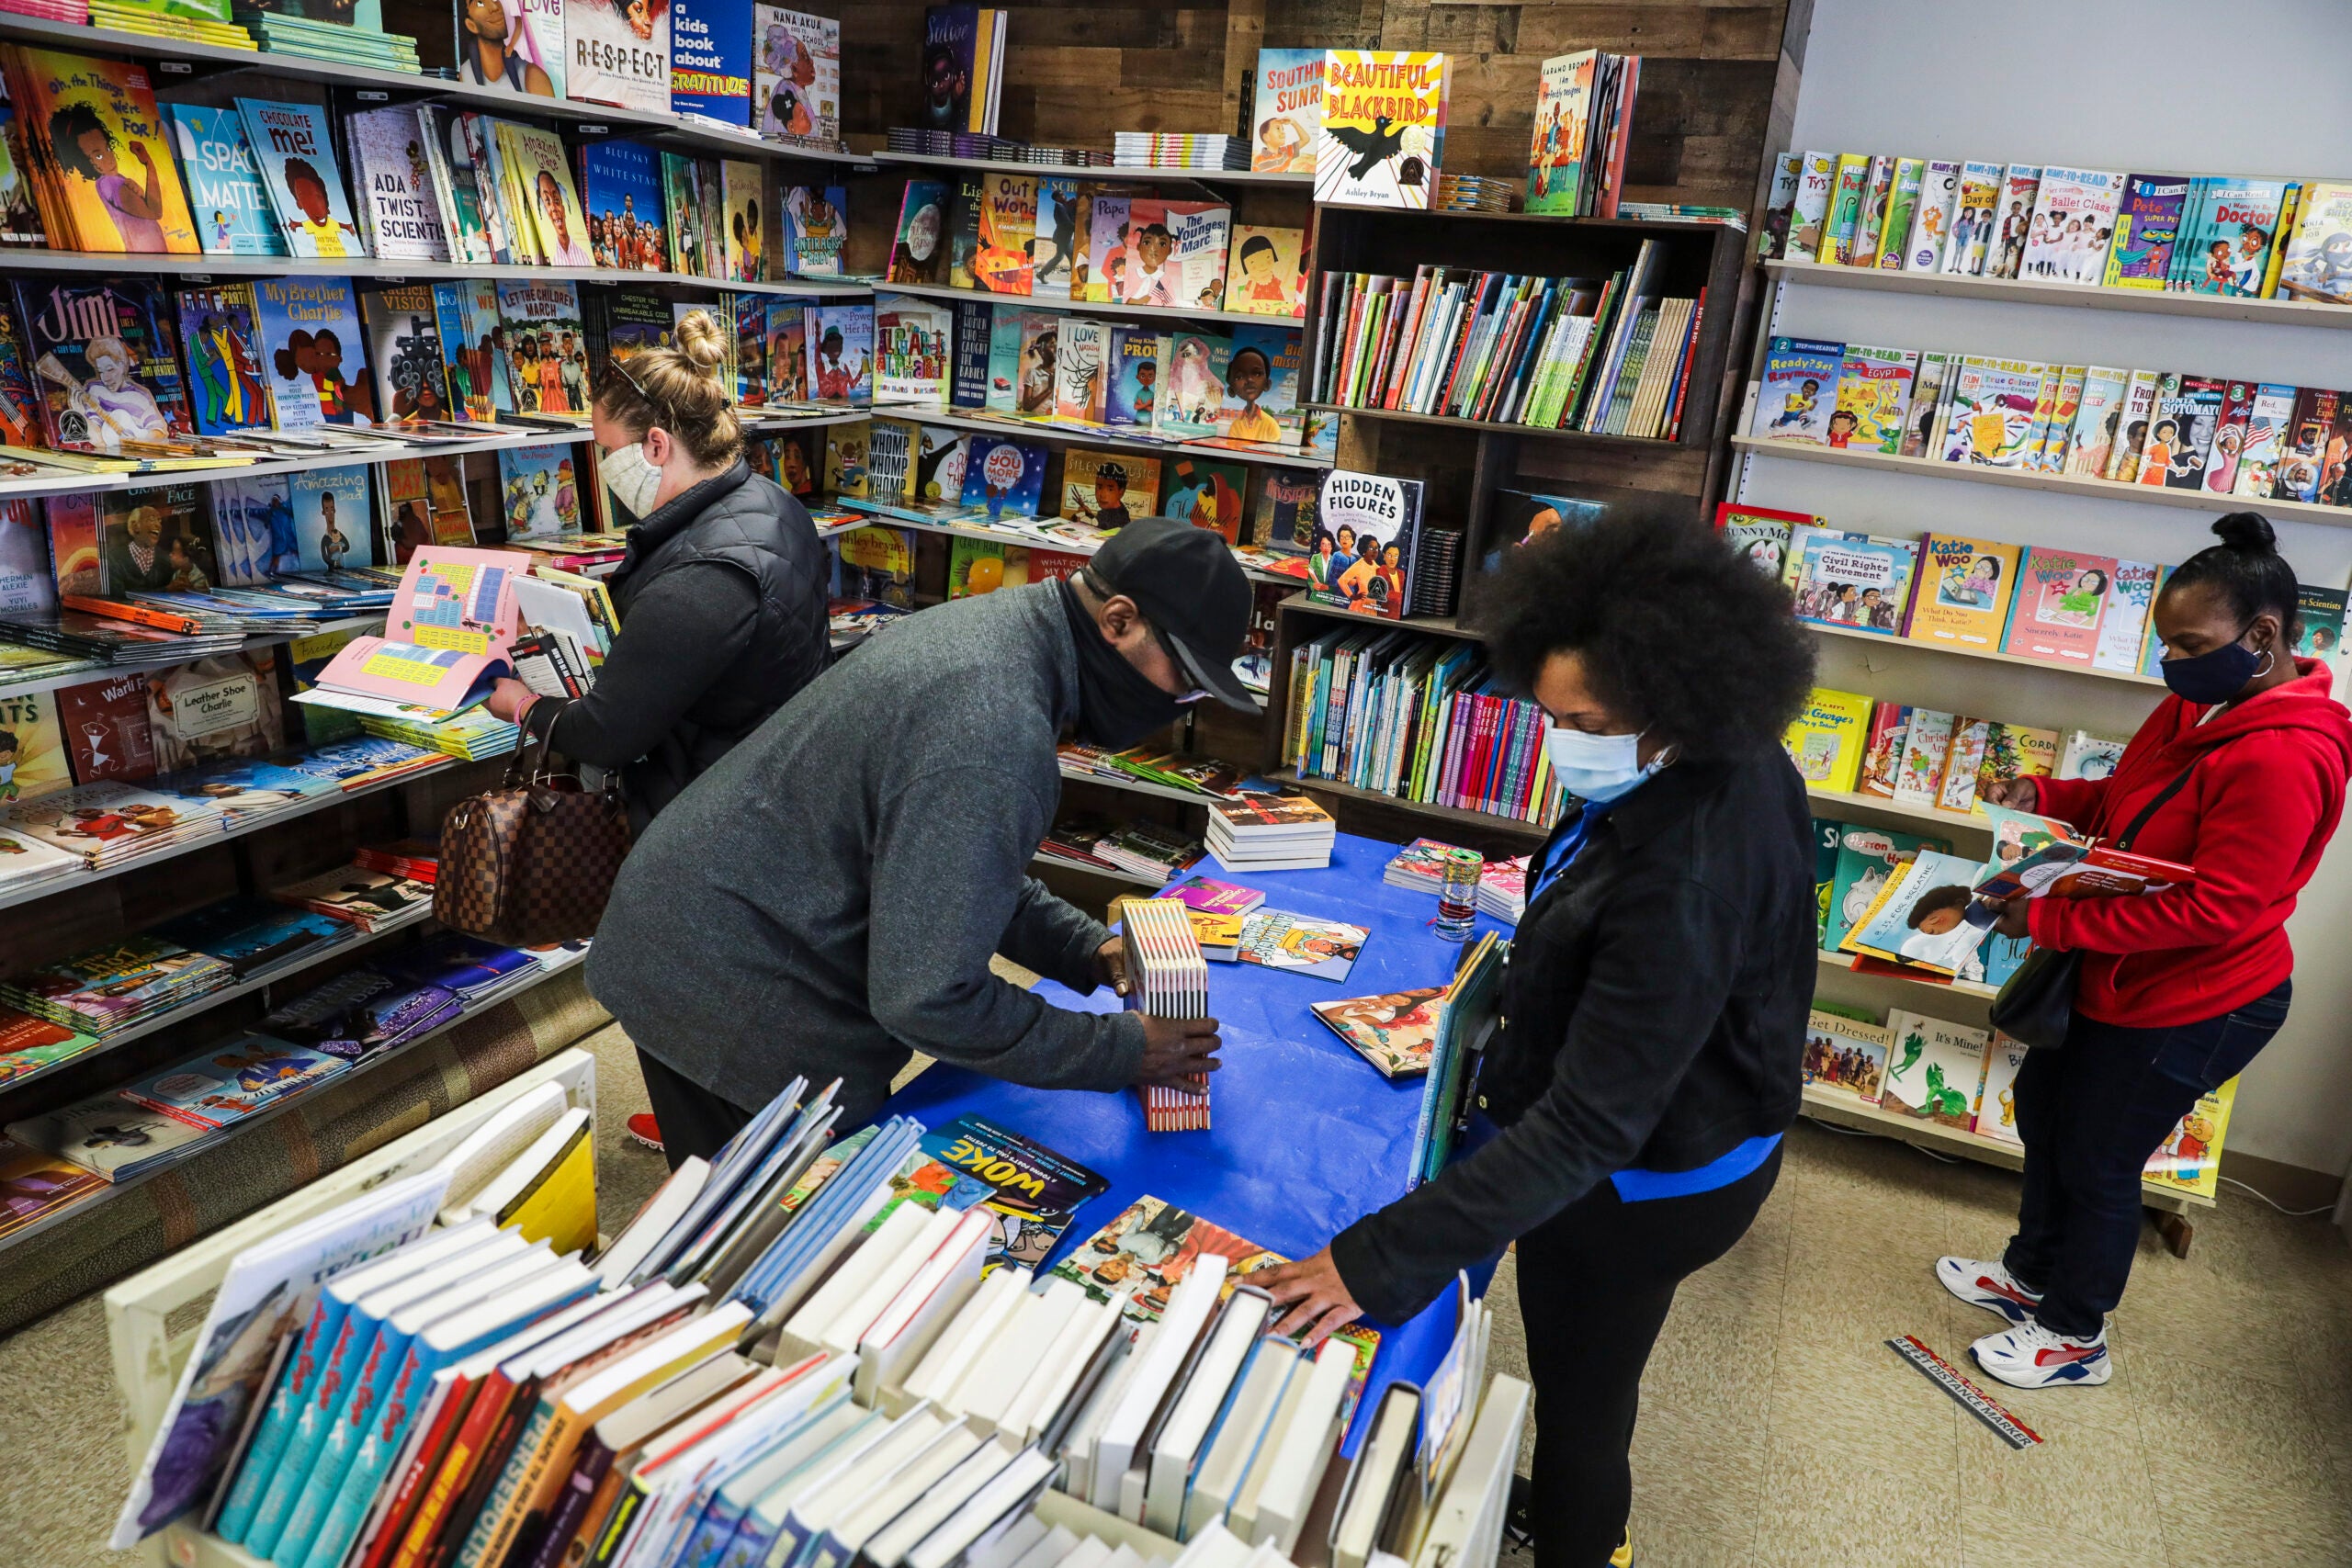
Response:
1255,1247,1364,1348
1135,1013,1221,1089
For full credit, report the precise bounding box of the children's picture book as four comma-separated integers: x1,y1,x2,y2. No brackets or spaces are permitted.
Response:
1236,908,1366,981
945,536,1009,597
164,105,284,258
1105,326,1167,427
495,120,591,267
143,651,284,773
1312,985,1447,1077
12,51,199,254
1785,525,1916,636
2001,546,2116,666
1009,310,1056,416
1314,51,1448,210
496,444,581,541
671,0,752,125
358,286,451,424
2064,365,2132,478
494,278,587,417
0,687,70,803
1524,48,1597,218
2278,182,2352,305
958,434,1048,520
873,1113,1108,1272
91,482,212,597
1824,823,1951,953
1060,448,1157,530
2139,375,2224,490
1754,336,1841,444
1162,457,1250,542
345,106,449,264
1714,502,1812,580
52,672,155,785
2103,173,2191,288
568,0,673,112
434,277,507,419
204,475,287,587
1250,47,1323,174
1224,224,1305,317
12,278,192,452
973,171,1035,295
1310,468,1421,616
1973,1035,2029,1145
1905,534,2020,649
2176,177,2290,298
1937,356,2046,468
578,139,666,271
250,276,371,429
910,423,965,503
888,178,948,285
717,158,763,279
1830,344,1916,452
764,297,808,402
1786,150,1836,263
1166,202,1233,312
756,6,841,147
1802,1010,1890,1108
1781,686,1872,794
1220,324,1302,442
1083,194,1130,304
781,184,846,276
1054,316,1107,422
1938,161,2002,276
1986,164,2041,279
287,467,368,574
1878,1013,1990,1129
804,303,873,403
1901,159,1960,272
1030,176,1078,300
1156,327,1227,437
2093,560,2160,673
1840,850,1989,977
2018,168,2122,284
873,295,951,408
233,98,364,260
174,285,271,438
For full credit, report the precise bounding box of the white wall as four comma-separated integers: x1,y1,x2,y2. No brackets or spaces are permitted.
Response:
1757,0,2352,1174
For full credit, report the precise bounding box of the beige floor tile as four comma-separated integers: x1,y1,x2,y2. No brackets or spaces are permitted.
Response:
2109,1266,2307,1399
1766,1334,1959,1464
2142,1374,2352,1568
1752,1450,1959,1568
1949,1377,2166,1559
1959,1507,2150,1568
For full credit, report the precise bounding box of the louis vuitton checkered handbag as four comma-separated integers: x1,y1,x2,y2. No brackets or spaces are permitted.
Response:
434,730,630,945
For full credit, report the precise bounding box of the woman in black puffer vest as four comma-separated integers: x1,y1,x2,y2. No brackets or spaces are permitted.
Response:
486,308,830,834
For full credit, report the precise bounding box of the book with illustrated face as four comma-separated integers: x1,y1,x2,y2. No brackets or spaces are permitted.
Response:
1839,852,1991,979
1235,908,1365,981
782,184,846,277
493,278,587,419
0,687,71,804
234,98,365,260
566,0,673,113
1312,985,1446,1077
454,0,564,96
172,284,271,438
252,276,373,429
288,467,369,575
433,277,507,419
1218,324,1302,442
5,50,199,253
345,106,449,264
1060,448,1158,531
2002,545,2117,666
97,482,215,599
1250,48,1323,175
720,158,764,279
11,278,193,452
756,6,841,148
495,120,591,268
577,139,666,273
1224,225,1305,317
164,105,284,257
496,444,582,542
888,179,947,285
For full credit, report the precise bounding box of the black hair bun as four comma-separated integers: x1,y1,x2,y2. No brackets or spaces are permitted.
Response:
2212,511,2278,553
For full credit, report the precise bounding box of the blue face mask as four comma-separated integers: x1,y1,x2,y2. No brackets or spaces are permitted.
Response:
2160,626,2268,705
1544,724,1666,804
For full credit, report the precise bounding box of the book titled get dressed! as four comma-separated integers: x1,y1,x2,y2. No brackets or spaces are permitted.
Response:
292,547,522,719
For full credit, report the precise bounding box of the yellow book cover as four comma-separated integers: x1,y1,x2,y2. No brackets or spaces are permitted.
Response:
1905,534,2022,649
2145,1077,2237,1198
722,159,764,282
13,49,200,253
975,173,1035,295
1060,447,1159,528
825,422,870,498
839,524,913,579
1782,687,1873,794
498,1120,595,1256
0,687,72,801
1313,51,1448,209
1225,225,1306,317
498,122,590,267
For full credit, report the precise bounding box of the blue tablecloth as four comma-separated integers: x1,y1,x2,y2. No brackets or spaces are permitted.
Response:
882,829,1517,1453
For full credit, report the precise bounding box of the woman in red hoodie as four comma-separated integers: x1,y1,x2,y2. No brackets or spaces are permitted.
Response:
1939,513,2352,1390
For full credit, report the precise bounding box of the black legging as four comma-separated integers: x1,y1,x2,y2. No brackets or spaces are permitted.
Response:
1514,1146,1782,1568
635,1047,754,1169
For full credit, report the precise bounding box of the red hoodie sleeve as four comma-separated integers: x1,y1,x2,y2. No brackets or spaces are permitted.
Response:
2029,734,2329,954
2029,772,2110,831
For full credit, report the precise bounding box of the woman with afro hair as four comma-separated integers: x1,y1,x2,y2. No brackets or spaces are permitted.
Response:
1261,513,1819,1568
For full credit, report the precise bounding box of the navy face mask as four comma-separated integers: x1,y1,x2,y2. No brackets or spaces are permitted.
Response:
2160,626,2267,705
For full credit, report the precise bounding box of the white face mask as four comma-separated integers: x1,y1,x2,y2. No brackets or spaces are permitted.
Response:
602,441,662,519
1544,723,1663,804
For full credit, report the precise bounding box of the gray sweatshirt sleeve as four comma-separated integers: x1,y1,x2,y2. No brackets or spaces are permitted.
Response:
998,875,1116,991
865,764,1146,1089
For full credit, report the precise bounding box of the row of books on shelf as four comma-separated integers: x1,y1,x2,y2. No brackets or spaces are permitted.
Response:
869,296,1311,446
106,1049,1524,1568
1727,504,2352,676
0,834,436,1064
0,730,450,893
1759,151,2352,307
888,180,1308,319
1786,686,2123,826
1800,1002,2230,1197
2,931,578,1210
1750,337,2352,511
1309,240,1705,439
1283,626,1566,831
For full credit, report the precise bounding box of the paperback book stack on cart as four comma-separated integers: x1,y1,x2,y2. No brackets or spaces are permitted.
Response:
1125,898,1211,1132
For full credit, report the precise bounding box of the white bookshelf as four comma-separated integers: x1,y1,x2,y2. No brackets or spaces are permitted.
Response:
1765,257,2352,329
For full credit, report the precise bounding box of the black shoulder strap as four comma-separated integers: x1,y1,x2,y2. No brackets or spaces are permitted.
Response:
2111,760,2202,852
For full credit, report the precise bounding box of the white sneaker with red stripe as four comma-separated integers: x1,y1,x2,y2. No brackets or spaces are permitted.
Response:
1937,1256,2043,1324
1971,1321,2113,1388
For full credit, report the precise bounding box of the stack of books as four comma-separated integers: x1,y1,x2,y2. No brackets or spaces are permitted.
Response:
271,859,435,934
353,838,439,885
0,781,227,870
1383,839,1532,924
1435,174,1513,213
356,707,519,761
257,963,464,1059
88,0,253,45
0,935,233,1039
0,832,84,900
0,608,245,668
1124,898,1211,1132
1205,794,1336,873
287,739,446,792
1091,820,1205,886
1114,132,1250,172
231,6,420,68
149,895,361,981
1057,742,1247,799
381,935,544,1011
114,1033,348,1131
0,0,88,21
148,757,335,822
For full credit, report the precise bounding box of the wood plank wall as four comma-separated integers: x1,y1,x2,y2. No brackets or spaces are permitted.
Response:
836,1,1801,213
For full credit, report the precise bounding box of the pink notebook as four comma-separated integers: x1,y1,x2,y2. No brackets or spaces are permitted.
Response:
306,547,528,715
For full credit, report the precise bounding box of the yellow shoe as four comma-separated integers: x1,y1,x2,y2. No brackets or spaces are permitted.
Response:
1608,1529,1634,1567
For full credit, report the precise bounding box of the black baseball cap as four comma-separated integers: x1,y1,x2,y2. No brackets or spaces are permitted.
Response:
1085,516,1261,712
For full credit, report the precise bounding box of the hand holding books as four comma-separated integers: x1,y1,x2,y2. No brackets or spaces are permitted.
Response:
1092,930,1227,1077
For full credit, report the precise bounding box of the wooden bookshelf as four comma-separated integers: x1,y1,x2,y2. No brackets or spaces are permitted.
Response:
1317,202,1741,236
862,405,1334,470
1766,257,2352,329
1297,402,1680,448
864,151,1312,189
1816,948,1997,1001
1729,430,2352,530
877,281,1295,330
0,248,873,297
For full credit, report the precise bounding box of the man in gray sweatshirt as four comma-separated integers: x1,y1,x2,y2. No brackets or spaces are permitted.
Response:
589,517,1260,1165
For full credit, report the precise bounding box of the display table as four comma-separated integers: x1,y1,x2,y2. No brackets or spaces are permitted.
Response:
885,829,1521,1452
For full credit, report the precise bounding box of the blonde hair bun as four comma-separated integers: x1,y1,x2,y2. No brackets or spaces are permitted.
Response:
672,309,729,376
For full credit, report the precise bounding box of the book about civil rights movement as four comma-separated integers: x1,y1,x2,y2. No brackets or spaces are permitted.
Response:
567,0,673,115
1314,51,1448,210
